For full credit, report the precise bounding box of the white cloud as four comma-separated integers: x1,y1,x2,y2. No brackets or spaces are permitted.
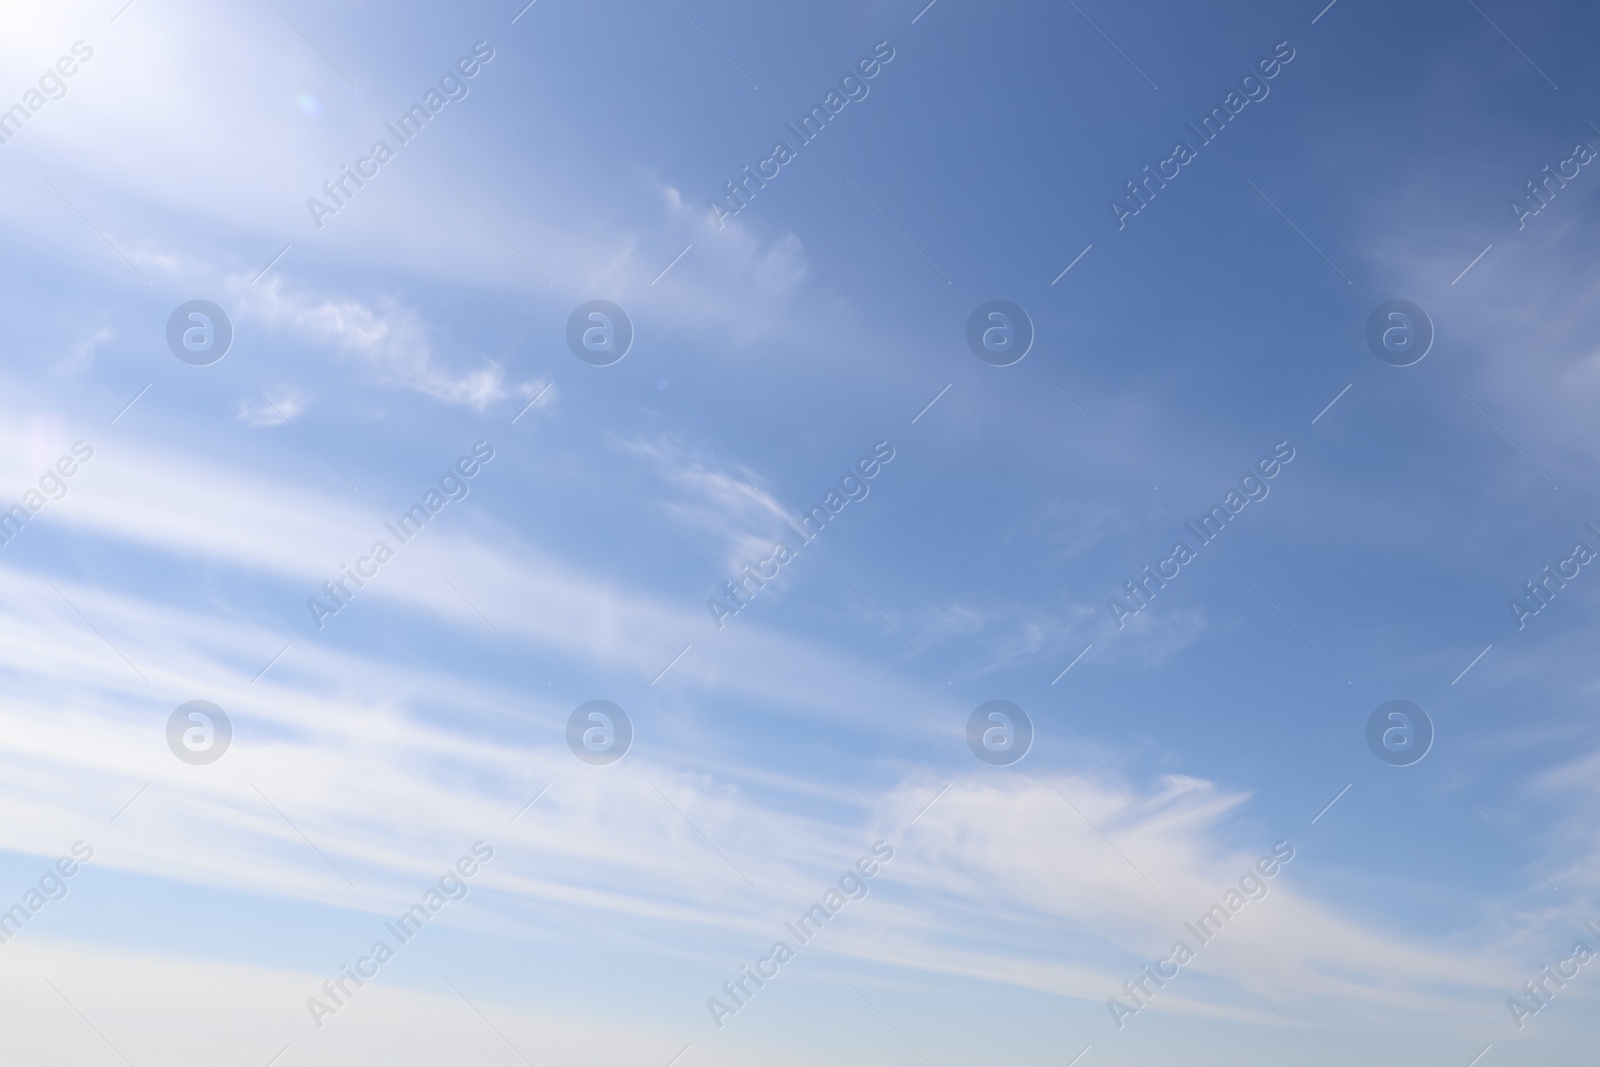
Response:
864,775,1511,1031
234,386,308,427
240,277,509,408
617,433,793,570
0,542,1541,1057
0,1,851,380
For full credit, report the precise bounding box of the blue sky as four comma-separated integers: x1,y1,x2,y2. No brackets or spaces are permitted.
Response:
1,0,1600,1063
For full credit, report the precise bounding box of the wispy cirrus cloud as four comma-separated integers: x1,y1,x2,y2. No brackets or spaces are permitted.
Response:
234,385,308,427
240,278,512,408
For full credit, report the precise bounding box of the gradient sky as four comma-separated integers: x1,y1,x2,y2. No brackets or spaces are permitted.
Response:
1,0,1599,1064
